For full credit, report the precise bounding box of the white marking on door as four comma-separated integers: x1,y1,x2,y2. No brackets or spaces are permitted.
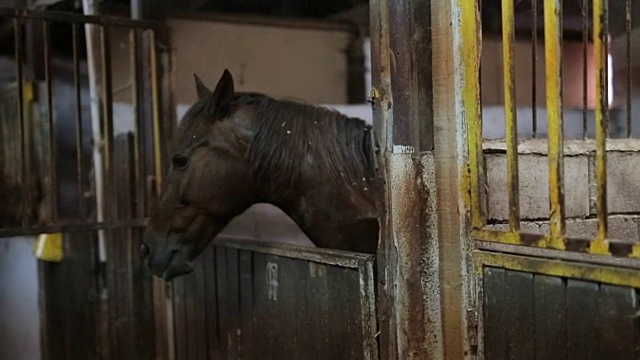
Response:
266,262,279,301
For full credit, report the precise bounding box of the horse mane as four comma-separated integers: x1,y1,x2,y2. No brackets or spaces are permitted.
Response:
236,94,377,191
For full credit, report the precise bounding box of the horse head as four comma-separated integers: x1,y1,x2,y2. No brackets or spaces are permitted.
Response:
142,69,257,281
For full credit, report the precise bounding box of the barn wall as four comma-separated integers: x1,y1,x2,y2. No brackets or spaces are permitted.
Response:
484,139,640,242
0,237,41,360
480,37,597,109
108,17,352,105
479,35,640,139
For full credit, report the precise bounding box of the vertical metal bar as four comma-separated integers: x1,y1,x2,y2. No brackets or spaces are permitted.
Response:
72,23,85,219
502,0,520,232
531,0,537,138
544,0,565,249
149,30,163,190
582,0,589,139
100,25,114,222
591,0,610,254
44,20,57,222
460,1,484,230
14,16,27,226
130,29,144,219
626,0,632,138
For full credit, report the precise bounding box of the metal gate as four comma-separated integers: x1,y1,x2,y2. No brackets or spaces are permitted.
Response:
460,0,640,358
0,7,172,359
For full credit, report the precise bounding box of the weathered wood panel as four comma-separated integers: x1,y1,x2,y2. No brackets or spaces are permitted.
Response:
504,271,534,360
566,280,599,360
39,232,99,360
483,267,640,360
533,275,566,360
483,267,506,360
102,134,156,360
171,238,378,360
595,284,637,359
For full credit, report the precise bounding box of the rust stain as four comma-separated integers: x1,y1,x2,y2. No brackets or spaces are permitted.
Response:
389,154,428,358
476,251,640,288
592,0,610,254
501,0,520,233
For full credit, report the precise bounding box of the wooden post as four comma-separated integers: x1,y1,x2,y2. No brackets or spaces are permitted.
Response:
432,0,480,358
370,0,444,358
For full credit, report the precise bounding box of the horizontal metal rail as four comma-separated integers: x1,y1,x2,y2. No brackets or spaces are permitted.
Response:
0,218,149,237
0,7,158,29
476,251,640,288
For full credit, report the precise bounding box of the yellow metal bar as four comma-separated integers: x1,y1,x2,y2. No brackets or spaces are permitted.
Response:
591,0,610,255
149,30,163,189
501,0,520,232
459,0,484,229
544,0,566,249
473,228,525,245
476,251,640,288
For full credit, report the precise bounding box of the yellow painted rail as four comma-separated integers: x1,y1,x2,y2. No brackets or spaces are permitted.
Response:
591,0,611,255
463,0,639,260
501,0,520,233
460,0,484,230
544,0,566,250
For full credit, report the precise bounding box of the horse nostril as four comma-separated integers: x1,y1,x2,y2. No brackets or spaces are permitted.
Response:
140,242,150,257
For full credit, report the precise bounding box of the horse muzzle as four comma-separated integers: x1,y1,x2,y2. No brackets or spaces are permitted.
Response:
141,232,194,281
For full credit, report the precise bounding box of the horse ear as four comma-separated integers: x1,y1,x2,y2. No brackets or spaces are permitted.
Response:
194,73,212,99
210,69,234,109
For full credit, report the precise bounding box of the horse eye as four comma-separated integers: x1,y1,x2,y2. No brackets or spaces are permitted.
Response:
172,154,189,169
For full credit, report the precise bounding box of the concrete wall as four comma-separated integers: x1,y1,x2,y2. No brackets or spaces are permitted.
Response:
484,139,640,242
109,16,353,105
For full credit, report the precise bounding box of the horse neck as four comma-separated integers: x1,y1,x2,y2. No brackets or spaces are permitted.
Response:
259,166,380,254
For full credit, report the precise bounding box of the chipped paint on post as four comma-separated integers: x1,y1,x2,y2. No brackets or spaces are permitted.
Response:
387,151,443,359
591,0,611,254
501,0,521,233
371,0,446,358
544,0,567,250
430,0,480,358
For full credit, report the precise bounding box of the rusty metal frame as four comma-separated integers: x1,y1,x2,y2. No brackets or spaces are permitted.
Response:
591,0,610,254
463,0,640,261
474,251,640,289
501,0,520,234
0,6,165,234
215,237,380,360
472,248,640,357
0,7,158,29
1,7,173,360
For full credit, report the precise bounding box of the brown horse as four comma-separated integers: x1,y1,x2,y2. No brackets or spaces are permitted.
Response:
142,69,381,281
